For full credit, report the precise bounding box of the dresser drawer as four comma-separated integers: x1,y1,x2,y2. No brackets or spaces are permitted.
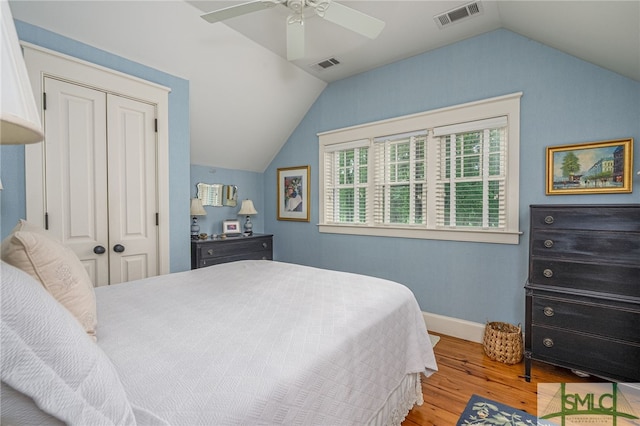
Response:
199,250,272,267
531,326,640,381
532,296,640,343
197,238,271,260
530,229,640,264
531,205,640,232
529,259,640,297
191,234,273,269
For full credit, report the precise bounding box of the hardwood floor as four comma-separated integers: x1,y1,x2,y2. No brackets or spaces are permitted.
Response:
403,333,595,425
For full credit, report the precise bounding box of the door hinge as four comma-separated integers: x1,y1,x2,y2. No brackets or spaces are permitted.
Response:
156,213,159,226
44,212,49,230
154,119,158,133
43,92,47,110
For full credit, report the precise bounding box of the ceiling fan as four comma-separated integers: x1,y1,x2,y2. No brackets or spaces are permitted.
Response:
201,0,385,61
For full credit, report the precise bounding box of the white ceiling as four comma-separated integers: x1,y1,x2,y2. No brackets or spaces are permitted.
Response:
9,1,640,173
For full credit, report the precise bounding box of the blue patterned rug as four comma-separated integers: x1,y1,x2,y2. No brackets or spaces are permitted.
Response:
457,394,556,425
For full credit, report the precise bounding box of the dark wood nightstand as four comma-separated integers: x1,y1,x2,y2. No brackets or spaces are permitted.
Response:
191,234,273,269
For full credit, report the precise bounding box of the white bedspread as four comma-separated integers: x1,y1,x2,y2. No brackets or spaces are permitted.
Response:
95,260,437,425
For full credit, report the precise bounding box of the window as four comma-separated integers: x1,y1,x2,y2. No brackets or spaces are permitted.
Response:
319,93,521,244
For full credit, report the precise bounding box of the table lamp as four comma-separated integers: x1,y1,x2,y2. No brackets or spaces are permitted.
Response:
238,199,257,235
190,198,206,239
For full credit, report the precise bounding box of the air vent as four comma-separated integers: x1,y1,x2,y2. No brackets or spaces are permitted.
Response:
434,1,483,28
310,57,340,72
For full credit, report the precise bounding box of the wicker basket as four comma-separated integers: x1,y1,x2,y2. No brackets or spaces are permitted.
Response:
483,321,523,364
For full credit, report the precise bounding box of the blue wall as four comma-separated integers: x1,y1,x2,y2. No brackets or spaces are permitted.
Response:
0,21,192,272
190,164,265,237
264,29,640,326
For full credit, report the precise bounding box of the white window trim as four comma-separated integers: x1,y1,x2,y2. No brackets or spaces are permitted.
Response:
318,92,522,244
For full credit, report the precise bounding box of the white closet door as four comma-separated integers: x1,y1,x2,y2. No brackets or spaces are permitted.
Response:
107,94,158,284
43,77,110,286
42,78,158,286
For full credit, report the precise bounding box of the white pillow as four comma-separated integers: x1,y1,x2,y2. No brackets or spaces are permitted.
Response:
0,261,136,425
1,220,97,340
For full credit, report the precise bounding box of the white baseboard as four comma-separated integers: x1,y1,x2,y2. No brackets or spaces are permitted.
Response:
422,311,485,344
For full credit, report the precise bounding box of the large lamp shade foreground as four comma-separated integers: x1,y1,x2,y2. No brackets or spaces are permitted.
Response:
1,0,44,145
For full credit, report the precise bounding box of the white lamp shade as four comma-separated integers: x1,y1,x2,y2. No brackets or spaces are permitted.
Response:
238,199,257,215
1,0,44,145
190,198,206,216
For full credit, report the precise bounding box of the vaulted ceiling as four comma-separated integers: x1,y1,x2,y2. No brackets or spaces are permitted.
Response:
10,1,640,173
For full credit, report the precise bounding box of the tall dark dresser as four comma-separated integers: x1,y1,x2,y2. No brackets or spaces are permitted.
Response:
525,204,640,382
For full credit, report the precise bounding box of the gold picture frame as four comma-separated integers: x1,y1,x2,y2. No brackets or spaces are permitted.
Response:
546,138,633,195
277,165,310,221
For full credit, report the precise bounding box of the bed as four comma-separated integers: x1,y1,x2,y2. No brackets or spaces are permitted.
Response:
1,232,437,425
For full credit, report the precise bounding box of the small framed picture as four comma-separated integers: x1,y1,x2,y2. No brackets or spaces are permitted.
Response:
277,165,310,222
222,220,241,235
546,138,633,195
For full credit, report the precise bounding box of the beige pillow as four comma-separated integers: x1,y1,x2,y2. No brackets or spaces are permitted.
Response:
1,221,97,340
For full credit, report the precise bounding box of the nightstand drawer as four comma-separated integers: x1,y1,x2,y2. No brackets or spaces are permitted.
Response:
529,259,640,298
531,325,640,381
532,296,640,343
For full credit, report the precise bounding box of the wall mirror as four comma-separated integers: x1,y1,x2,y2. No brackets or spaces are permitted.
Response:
197,183,237,207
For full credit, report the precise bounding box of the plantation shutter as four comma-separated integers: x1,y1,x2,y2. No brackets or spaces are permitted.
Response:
323,139,370,224
433,117,507,229
373,131,428,226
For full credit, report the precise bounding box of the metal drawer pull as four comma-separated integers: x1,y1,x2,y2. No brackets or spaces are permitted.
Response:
262,242,267,248
543,269,553,278
207,249,214,255
543,239,554,248
543,338,554,348
543,307,554,317
544,215,554,224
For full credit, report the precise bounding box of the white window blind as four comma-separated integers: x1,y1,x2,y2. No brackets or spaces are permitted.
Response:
318,92,521,244
323,140,370,224
373,132,427,226
434,123,507,229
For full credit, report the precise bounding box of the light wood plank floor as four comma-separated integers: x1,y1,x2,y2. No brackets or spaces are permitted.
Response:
403,333,595,425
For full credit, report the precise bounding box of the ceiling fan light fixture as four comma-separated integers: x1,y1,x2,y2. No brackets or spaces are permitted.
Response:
287,0,305,14
202,0,385,61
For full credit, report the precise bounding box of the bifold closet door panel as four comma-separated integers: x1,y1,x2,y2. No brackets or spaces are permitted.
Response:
43,77,110,286
106,94,158,285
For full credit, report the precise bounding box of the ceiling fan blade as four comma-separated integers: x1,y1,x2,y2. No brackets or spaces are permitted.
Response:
201,0,276,24
321,1,385,39
286,16,305,61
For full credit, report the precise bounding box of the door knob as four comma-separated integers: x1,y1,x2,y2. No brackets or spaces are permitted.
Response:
93,245,106,254
113,244,125,253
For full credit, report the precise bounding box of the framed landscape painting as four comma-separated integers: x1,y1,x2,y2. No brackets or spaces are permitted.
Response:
277,165,310,221
546,138,633,195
